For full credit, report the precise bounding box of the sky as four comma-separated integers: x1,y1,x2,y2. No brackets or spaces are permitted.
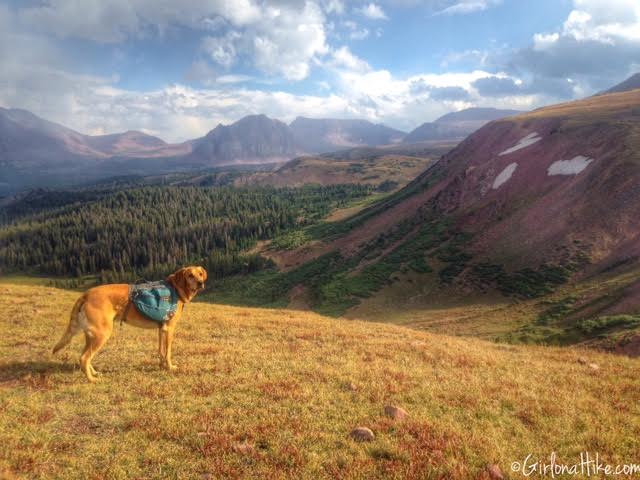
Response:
1,0,639,143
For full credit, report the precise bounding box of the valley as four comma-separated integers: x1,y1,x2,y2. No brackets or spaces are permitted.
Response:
2,77,640,355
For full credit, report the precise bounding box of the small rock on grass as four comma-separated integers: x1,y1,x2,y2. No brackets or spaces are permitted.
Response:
384,405,408,420
233,442,255,455
487,464,504,479
588,363,600,371
350,427,375,442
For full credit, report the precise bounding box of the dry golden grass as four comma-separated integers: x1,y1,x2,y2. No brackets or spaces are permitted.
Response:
1,283,639,479
245,155,432,189
514,89,640,120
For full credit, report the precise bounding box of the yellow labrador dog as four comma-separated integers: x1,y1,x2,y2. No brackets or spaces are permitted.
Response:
52,266,207,382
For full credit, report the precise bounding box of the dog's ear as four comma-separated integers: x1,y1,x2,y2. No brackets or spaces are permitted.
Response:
199,266,208,281
168,268,187,291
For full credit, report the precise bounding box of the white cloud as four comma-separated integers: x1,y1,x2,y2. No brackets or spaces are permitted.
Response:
251,2,328,81
216,74,253,84
184,61,218,86
511,0,640,94
560,0,640,43
531,0,640,49
532,33,560,51
323,0,345,14
4,0,616,145
329,46,371,73
17,0,329,82
440,49,490,68
201,31,241,68
342,20,370,40
18,0,263,43
435,0,502,16
357,3,388,20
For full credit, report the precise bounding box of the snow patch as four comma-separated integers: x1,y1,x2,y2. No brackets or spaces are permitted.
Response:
492,162,518,189
547,155,594,176
499,132,541,156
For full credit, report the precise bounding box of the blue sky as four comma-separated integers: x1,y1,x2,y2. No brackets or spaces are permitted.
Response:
1,0,639,142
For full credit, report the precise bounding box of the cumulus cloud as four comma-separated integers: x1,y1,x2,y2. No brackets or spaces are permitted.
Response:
329,46,371,73
357,3,388,20
252,2,328,81
409,79,471,100
17,0,329,82
5,0,638,146
472,76,522,96
18,0,263,42
201,31,241,68
506,0,640,93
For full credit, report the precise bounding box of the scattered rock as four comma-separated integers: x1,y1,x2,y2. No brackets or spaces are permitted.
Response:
589,363,600,371
344,381,358,391
384,405,408,421
487,464,504,479
233,442,255,455
577,357,588,365
350,427,375,442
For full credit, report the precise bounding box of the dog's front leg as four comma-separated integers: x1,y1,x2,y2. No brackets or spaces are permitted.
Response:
158,328,167,368
165,327,177,371
158,326,177,371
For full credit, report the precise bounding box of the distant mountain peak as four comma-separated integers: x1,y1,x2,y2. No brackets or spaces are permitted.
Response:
404,107,523,143
290,117,405,153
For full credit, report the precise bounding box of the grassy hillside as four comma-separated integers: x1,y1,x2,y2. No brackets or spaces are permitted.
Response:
210,88,640,352
241,155,433,190
1,283,639,479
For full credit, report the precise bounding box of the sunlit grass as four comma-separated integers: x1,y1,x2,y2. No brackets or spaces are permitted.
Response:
1,283,639,479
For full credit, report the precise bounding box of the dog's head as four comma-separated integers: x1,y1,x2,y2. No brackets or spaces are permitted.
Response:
168,266,208,299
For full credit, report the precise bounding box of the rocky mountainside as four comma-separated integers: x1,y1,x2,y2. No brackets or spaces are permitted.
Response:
290,117,405,153
403,107,522,143
186,114,300,166
262,89,640,348
0,107,191,191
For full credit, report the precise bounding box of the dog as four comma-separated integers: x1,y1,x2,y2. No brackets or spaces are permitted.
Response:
52,266,207,382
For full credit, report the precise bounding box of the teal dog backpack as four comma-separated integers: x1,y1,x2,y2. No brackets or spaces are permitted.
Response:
129,280,179,323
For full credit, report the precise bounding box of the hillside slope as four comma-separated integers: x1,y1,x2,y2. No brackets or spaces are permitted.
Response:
237,89,640,348
0,107,192,192
1,283,638,479
239,155,431,189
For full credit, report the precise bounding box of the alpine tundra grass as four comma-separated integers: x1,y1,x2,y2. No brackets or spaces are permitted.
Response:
1,283,639,479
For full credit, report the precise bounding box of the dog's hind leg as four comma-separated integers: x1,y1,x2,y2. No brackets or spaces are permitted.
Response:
80,327,112,383
53,295,86,354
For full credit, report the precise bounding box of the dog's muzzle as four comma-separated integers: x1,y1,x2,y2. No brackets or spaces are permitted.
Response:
198,282,205,290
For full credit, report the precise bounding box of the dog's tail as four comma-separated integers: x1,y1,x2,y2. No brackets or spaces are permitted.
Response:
52,295,86,354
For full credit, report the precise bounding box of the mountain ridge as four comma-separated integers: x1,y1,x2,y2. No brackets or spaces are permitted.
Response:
403,107,522,143
252,88,640,350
